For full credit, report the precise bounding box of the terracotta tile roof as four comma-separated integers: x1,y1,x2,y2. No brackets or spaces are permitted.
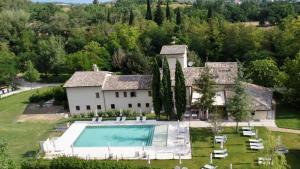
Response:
160,45,187,55
102,75,152,90
63,71,110,88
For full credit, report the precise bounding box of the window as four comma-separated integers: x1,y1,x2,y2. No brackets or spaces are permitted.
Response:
128,104,132,108
115,92,119,98
146,103,150,108
148,91,152,96
96,92,100,98
111,104,115,109
76,106,80,111
86,105,91,110
137,103,141,107
123,92,127,97
130,91,136,97
97,105,101,110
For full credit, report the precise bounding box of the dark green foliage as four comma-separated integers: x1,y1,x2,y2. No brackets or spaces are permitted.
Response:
23,61,40,83
145,0,152,20
129,9,134,25
92,0,99,5
0,139,16,169
175,8,181,25
162,57,173,119
29,86,67,106
166,1,171,21
152,60,162,119
174,60,186,120
154,0,164,25
0,43,17,85
21,157,160,169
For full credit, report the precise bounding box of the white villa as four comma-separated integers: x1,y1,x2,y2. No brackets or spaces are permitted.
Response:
64,44,275,121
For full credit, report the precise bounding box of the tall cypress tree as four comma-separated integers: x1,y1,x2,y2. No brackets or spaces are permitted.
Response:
145,0,152,20
152,60,162,119
129,9,134,25
107,9,111,23
166,1,171,21
162,57,173,119
176,8,181,25
175,60,186,120
154,0,164,25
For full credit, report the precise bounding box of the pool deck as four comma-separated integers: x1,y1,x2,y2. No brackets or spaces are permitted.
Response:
42,120,192,160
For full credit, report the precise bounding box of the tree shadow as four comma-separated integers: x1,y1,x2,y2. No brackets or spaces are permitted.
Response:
22,150,38,158
285,149,300,169
190,128,212,143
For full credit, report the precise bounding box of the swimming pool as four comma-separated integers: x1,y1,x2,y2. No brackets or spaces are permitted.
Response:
73,125,155,147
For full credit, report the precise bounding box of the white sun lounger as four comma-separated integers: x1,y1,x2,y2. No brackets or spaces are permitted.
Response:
258,157,272,165
243,131,256,136
121,116,126,122
142,116,146,122
97,117,102,122
250,142,263,146
250,145,264,150
92,118,96,122
201,164,218,169
136,116,141,122
116,117,121,122
249,138,262,143
213,152,228,158
213,149,227,154
242,126,254,131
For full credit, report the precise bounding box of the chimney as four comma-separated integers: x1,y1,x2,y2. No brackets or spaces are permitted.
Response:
92,64,99,72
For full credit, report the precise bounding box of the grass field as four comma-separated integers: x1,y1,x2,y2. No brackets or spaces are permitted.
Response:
124,128,300,169
276,105,300,130
0,89,299,169
0,87,58,160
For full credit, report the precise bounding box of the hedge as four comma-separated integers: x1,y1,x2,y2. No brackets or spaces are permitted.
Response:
29,86,67,106
21,157,160,169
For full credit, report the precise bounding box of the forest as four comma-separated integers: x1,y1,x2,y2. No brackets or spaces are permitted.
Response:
0,0,300,107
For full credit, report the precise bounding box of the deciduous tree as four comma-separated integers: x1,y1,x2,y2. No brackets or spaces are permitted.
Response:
23,61,40,88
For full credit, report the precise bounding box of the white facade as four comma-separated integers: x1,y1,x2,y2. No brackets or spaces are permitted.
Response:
103,90,153,112
164,52,188,69
66,87,105,114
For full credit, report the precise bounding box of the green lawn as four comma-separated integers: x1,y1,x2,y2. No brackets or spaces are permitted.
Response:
0,90,299,169
0,87,58,160
276,105,300,130
123,128,300,169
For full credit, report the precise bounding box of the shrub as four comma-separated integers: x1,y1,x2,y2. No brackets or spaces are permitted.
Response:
21,160,50,169
29,90,53,103
52,86,67,106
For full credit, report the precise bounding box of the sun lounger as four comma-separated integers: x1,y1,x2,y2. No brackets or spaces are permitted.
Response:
250,144,264,150
142,116,146,122
121,116,126,122
97,117,102,122
242,126,254,131
92,118,96,122
249,138,262,143
213,149,227,154
181,167,188,169
201,164,218,169
136,116,141,122
174,166,181,169
116,117,121,122
276,146,289,154
243,131,256,136
250,142,263,146
213,152,228,158
258,157,272,165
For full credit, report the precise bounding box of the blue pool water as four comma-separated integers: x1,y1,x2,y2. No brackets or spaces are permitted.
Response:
31,0,112,4
73,125,155,147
